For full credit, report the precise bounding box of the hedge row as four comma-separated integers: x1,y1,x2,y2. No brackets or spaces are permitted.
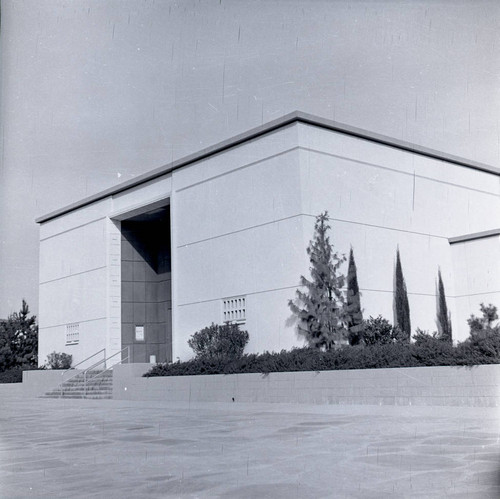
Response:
0,365,42,384
144,338,500,377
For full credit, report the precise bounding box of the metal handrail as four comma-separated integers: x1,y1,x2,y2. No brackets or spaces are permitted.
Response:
83,346,130,398
60,348,106,397
62,348,106,375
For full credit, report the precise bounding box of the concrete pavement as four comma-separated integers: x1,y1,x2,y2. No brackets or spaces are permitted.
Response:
1,384,499,498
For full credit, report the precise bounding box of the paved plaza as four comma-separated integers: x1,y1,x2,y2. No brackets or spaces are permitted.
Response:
1,385,499,498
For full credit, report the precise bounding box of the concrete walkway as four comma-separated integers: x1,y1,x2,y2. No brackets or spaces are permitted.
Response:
1,384,499,498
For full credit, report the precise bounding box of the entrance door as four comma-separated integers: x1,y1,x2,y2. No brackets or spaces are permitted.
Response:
120,206,172,363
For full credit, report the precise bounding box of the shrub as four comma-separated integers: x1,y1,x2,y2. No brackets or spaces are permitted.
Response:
0,365,44,384
458,304,500,360
333,343,415,369
412,328,439,346
46,352,72,370
144,340,499,378
361,316,398,346
144,305,500,378
467,303,499,335
458,331,500,360
411,333,456,366
0,367,25,383
187,323,249,361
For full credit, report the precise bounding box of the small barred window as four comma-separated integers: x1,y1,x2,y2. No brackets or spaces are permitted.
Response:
65,323,80,345
222,296,246,323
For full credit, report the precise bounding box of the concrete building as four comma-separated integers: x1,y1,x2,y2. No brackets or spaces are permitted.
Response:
36,112,500,367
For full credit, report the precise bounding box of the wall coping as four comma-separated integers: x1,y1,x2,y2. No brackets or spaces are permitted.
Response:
449,228,500,244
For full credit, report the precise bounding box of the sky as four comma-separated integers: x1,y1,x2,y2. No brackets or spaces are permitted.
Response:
0,0,499,319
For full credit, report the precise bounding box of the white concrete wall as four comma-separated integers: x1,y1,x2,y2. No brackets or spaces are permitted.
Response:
171,124,307,360
39,198,111,367
38,175,173,367
451,236,500,332
297,123,500,342
106,218,122,364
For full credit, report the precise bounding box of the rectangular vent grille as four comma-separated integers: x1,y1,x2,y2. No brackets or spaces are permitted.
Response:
65,323,80,345
222,296,246,323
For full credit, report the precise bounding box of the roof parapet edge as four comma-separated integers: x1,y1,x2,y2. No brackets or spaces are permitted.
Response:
449,228,500,244
36,111,500,224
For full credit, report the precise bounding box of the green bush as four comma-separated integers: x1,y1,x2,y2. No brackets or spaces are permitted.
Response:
467,303,499,334
457,304,500,361
144,338,499,378
187,323,249,361
46,352,72,370
0,365,44,384
144,304,500,378
457,331,500,360
411,339,456,366
361,316,401,346
412,328,439,346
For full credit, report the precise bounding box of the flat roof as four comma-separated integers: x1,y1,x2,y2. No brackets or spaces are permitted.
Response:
449,228,500,244
36,110,500,224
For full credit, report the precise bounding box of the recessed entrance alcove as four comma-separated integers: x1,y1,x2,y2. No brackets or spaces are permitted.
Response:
120,205,172,363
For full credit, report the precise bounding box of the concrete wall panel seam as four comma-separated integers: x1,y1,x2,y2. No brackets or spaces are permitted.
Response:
39,216,108,242
300,146,500,197
39,265,108,285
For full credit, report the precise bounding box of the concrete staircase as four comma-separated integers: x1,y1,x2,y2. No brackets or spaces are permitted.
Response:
41,370,113,399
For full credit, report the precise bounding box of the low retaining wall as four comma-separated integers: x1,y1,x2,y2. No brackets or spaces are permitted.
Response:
113,364,500,407
0,383,24,398
22,369,83,397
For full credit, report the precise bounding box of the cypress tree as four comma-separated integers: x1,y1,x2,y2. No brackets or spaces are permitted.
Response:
288,212,346,350
436,269,452,343
394,248,411,342
346,247,364,345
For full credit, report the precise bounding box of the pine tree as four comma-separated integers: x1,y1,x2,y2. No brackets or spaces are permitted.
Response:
346,247,364,345
436,269,452,343
467,303,499,335
394,248,411,342
0,300,38,371
288,212,346,350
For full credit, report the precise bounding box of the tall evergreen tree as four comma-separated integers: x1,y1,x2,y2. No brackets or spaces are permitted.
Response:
394,248,411,342
436,269,452,343
0,300,38,371
346,247,364,345
289,212,346,350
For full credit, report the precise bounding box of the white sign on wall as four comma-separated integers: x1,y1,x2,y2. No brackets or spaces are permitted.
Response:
135,325,144,341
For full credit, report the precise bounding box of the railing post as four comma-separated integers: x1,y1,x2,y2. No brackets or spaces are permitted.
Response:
84,370,87,398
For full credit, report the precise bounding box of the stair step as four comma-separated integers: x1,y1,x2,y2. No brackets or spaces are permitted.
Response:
62,383,113,388
59,386,112,390
42,370,114,400
43,396,111,399
61,391,112,394
63,376,112,381
43,391,112,397
60,384,112,389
